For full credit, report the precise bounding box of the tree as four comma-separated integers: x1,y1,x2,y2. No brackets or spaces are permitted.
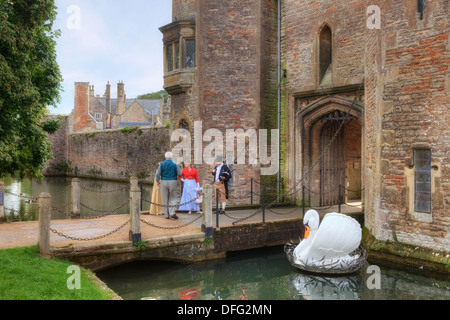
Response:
0,0,63,179
137,90,169,103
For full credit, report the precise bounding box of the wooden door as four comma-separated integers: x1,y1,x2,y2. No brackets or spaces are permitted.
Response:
320,120,345,206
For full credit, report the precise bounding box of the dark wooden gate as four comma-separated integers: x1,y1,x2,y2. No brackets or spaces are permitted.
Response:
320,120,345,206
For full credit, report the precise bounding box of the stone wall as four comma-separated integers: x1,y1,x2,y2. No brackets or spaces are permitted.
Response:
44,115,69,176
364,0,449,252
45,126,170,183
213,219,304,253
282,0,366,93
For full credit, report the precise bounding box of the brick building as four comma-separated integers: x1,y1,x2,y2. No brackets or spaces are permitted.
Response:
71,81,164,133
161,0,449,266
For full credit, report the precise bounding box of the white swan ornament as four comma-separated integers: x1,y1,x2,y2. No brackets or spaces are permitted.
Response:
285,210,367,275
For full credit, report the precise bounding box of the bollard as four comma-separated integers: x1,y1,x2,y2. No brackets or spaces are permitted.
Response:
129,177,141,243
202,184,213,239
38,193,52,258
0,181,4,222
71,178,80,216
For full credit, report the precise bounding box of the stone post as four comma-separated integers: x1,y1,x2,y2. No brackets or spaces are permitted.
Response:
202,183,213,239
71,178,80,216
38,193,52,258
0,181,4,222
129,177,141,243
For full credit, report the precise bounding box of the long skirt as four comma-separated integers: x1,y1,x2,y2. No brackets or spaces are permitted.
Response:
149,180,163,215
179,179,200,212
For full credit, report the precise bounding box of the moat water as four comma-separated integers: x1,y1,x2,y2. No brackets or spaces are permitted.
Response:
96,246,450,300
1,176,146,221
2,177,449,300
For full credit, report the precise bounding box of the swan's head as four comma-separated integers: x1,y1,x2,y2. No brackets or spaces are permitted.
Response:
303,210,320,231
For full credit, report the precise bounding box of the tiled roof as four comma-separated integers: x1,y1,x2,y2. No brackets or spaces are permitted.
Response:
97,98,161,116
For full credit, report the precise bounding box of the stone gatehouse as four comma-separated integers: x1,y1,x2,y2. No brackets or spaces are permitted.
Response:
160,0,449,265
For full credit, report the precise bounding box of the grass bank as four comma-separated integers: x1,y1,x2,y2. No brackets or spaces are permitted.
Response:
0,246,115,300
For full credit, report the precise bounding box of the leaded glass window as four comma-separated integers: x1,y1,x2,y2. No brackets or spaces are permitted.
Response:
175,41,180,70
167,44,173,72
186,39,195,68
414,149,431,213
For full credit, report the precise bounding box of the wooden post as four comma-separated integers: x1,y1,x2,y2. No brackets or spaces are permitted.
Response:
38,193,52,258
71,178,80,216
129,177,141,243
0,181,4,222
202,184,213,239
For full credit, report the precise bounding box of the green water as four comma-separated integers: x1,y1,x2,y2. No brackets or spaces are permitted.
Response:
96,246,450,301
1,176,151,221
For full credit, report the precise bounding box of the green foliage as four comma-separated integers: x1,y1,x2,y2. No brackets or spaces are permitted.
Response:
165,121,171,128
133,241,149,250
0,0,63,180
136,90,169,103
41,119,62,134
120,126,141,134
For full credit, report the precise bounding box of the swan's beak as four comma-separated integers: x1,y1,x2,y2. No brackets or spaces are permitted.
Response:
304,225,311,239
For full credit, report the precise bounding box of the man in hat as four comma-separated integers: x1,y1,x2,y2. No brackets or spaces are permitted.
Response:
212,156,232,214
155,152,182,219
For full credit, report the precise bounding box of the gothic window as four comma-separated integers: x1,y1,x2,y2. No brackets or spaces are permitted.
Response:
319,25,332,85
185,39,196,68
414,149,431,213
418,0,426,20
178,118,190,131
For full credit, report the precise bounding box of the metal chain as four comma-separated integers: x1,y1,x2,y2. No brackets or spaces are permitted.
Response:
140,213,203,230
50,220,129,241
73,200,130,219
4,191,38,202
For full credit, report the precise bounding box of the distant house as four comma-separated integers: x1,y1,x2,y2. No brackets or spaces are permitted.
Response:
71,81,167,132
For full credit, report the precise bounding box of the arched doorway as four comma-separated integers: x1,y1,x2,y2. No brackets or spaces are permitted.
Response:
295,94,364,207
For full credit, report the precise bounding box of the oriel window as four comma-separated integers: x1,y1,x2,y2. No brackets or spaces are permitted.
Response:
414,149,432,213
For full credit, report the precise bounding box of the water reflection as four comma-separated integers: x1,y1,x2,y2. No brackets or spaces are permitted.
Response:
97,246,450,301
2,176,153,221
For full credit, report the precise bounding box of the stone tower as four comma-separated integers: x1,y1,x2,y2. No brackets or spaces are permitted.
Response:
160,0,279,203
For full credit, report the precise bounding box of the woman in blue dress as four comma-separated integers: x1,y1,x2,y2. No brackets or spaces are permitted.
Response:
179,161,201,214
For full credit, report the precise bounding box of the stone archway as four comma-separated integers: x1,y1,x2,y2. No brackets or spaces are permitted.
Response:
295,94,364,207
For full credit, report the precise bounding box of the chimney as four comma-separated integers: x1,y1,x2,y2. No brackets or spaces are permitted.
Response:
117,81,126,115
73,82,90,132
104,81,111,113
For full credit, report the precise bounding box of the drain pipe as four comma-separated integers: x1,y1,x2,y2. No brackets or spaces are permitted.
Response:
277,0,281,202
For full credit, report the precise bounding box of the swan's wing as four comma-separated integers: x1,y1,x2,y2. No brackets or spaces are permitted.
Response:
308,213,362,260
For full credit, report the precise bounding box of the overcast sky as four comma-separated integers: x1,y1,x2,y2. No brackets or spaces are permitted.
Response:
52,0,172,115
